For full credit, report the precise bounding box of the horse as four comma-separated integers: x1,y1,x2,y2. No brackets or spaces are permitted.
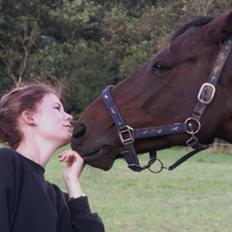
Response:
71,10,232,172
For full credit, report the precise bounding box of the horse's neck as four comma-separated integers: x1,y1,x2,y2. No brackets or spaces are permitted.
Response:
217,121,232,143
216,95,232,143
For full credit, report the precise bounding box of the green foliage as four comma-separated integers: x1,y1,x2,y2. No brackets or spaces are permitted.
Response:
25,41,116,112
48,0,104,43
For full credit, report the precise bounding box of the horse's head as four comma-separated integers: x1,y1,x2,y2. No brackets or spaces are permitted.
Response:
71,10,232,170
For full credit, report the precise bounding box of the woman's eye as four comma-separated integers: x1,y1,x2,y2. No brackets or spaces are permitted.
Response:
152,62,171,76
54,106,60,111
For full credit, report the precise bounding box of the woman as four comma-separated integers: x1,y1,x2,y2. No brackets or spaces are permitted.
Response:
0,83,105,232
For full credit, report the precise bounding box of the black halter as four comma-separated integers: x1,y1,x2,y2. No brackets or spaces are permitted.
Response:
102,37,232,173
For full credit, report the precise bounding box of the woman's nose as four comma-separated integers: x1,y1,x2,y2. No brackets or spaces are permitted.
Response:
64,112,73,121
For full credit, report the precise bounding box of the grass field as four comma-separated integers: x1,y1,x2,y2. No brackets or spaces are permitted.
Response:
46,147,232,232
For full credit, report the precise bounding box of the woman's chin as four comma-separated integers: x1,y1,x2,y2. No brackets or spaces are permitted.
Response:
57,135,72,148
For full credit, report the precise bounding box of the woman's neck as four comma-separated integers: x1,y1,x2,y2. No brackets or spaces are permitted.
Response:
16,139,56,167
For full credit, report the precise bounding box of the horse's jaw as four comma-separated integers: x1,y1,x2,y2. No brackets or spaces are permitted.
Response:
71,135,174,171
70,140,121,170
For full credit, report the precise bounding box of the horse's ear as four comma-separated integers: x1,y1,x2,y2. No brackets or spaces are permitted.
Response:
205,10,232,42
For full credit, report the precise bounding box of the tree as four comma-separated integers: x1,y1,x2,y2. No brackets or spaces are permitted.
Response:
0,0,54,86
182,0,232,17
0,21,39,86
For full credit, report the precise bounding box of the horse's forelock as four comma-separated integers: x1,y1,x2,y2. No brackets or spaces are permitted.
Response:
171,16,214,41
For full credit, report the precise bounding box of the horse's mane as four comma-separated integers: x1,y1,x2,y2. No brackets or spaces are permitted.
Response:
171,16,214,41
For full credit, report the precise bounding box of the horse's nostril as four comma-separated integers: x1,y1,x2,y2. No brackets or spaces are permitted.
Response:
73,123,86,138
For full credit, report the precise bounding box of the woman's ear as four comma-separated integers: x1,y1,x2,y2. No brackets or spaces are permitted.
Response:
20,111,37,126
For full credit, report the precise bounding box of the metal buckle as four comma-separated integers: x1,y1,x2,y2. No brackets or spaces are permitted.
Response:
118,125,135,145
197,83,216,104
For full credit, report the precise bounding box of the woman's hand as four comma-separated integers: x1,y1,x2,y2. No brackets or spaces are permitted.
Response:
59,150,85,198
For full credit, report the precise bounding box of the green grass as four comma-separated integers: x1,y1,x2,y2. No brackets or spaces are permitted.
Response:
46,147,232,232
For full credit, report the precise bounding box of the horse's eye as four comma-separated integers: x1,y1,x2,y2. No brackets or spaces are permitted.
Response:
152,62,171,76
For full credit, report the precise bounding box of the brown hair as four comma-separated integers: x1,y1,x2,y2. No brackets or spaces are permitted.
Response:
0,82,61,148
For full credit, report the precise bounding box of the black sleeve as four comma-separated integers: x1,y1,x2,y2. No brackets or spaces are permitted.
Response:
0,184,9,232
68,197,105,232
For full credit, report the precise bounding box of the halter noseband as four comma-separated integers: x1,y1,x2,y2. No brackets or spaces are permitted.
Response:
102,37,232,173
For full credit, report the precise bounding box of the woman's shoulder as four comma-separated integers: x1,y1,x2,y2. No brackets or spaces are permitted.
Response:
0,147,23,176
0,147,17,162
0,147,18,187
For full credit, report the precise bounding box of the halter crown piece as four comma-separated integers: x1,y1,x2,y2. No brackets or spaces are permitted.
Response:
102,36,232,173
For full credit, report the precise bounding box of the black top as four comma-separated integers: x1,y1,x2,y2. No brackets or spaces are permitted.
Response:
0,147,105,232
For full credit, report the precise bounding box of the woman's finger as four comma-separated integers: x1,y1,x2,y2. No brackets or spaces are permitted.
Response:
59,150,84,166
58,150,73,161
59,153,68,162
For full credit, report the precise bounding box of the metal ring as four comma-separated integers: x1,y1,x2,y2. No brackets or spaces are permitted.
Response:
184,117,201,135
148,159,165,174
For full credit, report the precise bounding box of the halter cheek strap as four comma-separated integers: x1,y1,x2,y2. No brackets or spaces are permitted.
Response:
102,36,232,173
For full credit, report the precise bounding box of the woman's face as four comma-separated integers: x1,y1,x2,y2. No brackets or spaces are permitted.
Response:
32,93,73,147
